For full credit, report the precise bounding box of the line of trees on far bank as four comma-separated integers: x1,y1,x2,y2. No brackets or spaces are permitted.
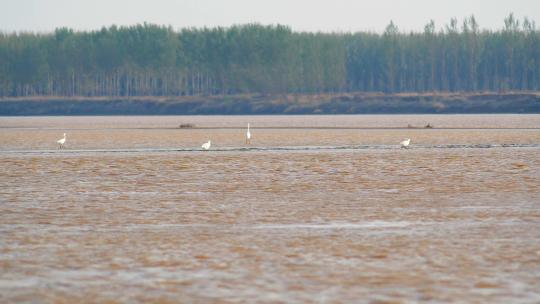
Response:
0,14,539,97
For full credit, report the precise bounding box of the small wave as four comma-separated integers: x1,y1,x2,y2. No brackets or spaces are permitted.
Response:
1,143,538,155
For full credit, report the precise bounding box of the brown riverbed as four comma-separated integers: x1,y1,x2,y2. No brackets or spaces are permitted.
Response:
1,115,539,303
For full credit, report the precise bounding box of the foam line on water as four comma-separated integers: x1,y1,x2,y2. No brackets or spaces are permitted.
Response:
0,222,416,232
252,221,412,230
1,143,538,155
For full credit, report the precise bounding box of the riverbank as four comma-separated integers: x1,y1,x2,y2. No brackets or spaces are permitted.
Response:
1,92,539,115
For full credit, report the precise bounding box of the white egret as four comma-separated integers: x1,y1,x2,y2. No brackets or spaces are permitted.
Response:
246,123,251,144
201,140,211,150
400,138,411,148
57,133,67,149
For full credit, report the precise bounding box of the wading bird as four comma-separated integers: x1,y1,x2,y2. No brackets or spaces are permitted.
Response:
202,140,211,150
57,133,67,149
400,138,411,148
246,123,251,144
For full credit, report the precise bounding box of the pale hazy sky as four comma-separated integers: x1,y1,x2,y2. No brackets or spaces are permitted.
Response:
1,0,539,33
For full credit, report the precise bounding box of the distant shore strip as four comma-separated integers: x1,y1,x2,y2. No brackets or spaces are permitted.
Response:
1,92,539,115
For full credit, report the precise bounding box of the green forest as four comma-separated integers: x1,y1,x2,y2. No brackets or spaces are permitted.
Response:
0,14,538,97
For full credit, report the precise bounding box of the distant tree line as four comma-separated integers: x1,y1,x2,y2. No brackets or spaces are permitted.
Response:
0,14,538,97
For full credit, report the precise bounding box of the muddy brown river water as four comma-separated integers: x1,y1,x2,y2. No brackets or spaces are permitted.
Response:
1,115,539,303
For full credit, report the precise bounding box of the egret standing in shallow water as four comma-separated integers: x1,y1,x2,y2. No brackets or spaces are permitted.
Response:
57,133,66,149
400,138,411,148
201,140,211,150
246,123,251,144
